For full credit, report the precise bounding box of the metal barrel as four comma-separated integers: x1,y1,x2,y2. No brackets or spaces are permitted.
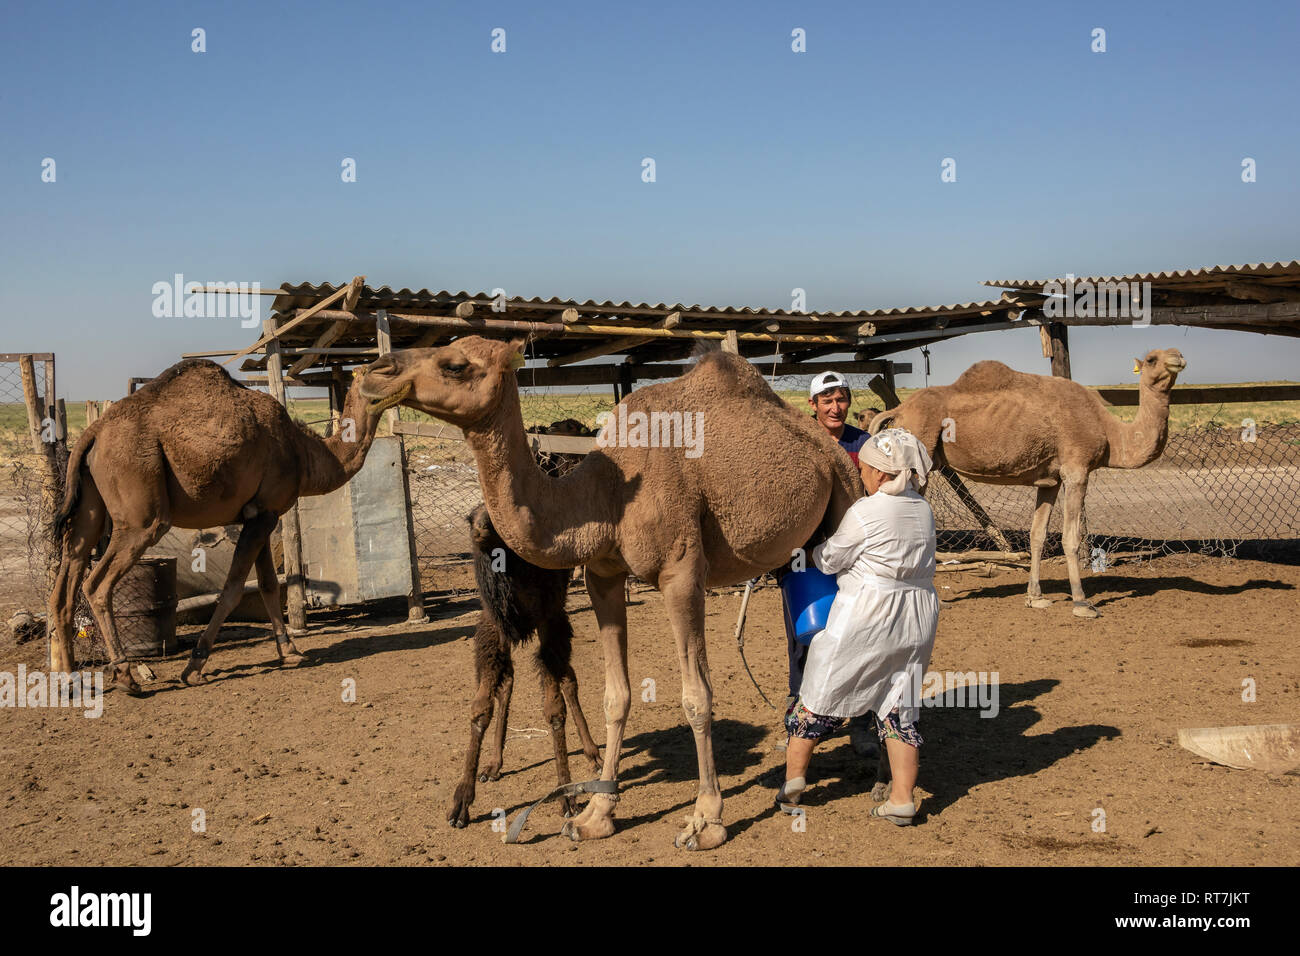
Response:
114,557,178,659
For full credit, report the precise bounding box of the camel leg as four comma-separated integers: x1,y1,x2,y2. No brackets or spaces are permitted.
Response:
179,514,275,685
254,543,302,665
1025,484,1059,609
448,619,510,828
481,655,514,782
561,568,628,843
48,478,106,674
661,558,726,851
1060,474,1098,618
554,627,602,775
81,523,165,695
536,619,578,816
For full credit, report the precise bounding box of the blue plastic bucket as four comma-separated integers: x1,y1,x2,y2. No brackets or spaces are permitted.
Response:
780,565,840,645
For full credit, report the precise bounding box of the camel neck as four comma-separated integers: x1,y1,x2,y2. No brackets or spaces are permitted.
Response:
461,377,612,569
295,386,381,497
1105,382,1171,469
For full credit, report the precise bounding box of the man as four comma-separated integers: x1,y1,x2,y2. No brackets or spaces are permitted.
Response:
807,371,869,465
776,372,877,752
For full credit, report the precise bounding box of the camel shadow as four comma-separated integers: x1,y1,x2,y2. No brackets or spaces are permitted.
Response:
952,574,1292,608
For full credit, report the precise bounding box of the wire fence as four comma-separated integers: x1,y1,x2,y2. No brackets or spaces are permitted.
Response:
402,372,1300,592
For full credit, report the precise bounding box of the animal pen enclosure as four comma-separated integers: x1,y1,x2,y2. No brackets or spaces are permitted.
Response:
187,262,1299,618
7,260,1297,659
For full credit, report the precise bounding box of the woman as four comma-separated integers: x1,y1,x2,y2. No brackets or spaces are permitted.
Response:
777,428,939,826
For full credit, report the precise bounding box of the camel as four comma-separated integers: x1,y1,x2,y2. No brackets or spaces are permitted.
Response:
869,348,1186,617
449,504,602,828
48,358,408,693
359,336,863,850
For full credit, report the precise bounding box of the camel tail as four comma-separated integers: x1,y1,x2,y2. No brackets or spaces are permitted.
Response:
867,408,898,435
53,422,98,541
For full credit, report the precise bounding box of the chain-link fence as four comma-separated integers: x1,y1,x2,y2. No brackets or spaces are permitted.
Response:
402,370,1300,594
0,358,69,652
403,382,615,595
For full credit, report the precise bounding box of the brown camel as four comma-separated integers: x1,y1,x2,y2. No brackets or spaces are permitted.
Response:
359,336,863,850
48,358,408,692
869,348,1186,617
449,503,602,828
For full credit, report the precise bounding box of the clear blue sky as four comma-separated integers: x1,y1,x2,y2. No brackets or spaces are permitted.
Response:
2,0,1297,399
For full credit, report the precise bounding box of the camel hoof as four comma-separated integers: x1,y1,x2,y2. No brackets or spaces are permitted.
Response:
478,765,501,783
180,666,208,686
1027,597,1053,609
114,672,144,696
447,806,470,829
280,652,305,667
561,815,615,842
674,818,727,851
1072,602,1100,619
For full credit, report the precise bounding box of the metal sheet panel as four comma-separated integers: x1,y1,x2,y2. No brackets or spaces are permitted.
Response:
297,436,415,607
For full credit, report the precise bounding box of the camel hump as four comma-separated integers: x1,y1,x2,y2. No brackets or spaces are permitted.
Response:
145,358,244,392
685,348,778,401
952,360,1040,393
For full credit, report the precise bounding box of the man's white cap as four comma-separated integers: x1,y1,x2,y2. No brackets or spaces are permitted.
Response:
809,371,849,399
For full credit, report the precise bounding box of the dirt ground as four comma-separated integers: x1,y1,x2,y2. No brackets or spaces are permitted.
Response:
1,552,1297,867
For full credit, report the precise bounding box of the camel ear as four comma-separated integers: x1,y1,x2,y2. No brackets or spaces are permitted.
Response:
1133,359,1141,374
506,337,526,370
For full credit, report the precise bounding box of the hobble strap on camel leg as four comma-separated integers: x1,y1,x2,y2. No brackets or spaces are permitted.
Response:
735,579,776,710
503,779,619,845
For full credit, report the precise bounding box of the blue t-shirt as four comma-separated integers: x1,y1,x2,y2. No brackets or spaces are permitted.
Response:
835,423,869,466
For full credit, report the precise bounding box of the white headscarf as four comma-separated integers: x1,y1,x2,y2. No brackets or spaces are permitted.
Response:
860,427,933,495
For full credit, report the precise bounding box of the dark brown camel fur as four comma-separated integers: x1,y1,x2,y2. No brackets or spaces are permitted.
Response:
449,503,602,828
47,358,407,692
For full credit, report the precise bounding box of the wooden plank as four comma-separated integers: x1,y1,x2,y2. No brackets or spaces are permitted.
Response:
722,330,740,354
263,318,308,632
1095,383,1300,406
341,275,365,312
223,280,355,366
0,353,54,362
43,359,55,421
547,335,659,367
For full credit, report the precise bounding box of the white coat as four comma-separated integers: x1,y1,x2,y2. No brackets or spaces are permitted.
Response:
801,488,940,723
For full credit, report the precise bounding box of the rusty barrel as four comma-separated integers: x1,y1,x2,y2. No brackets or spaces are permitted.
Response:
115,557,177,658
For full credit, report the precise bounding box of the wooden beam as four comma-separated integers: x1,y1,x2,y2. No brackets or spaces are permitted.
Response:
299,309,859,346
547,311,686,367
722,330,740,354
223,280,356,366
286,319,351,378
342,275,365,312
375,310,397,432
1095,383,1300,406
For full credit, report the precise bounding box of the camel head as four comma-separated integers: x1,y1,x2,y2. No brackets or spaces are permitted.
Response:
1133,348,1187,392
350,365,412,417
359,336,524,428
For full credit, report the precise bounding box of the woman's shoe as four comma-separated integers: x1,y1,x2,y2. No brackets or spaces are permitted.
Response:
869,800,916,826
775,776,806,815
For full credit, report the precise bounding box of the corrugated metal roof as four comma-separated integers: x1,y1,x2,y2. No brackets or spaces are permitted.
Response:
983,260,1300,290
269,281,1010,322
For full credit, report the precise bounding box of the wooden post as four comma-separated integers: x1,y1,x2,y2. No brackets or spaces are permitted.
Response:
19,356,63,614
397,436,428,624
869,373,1016,555
263,320,309,633
43,359,56,422
374,310,426,623
722,329,740,354
1047,322,1071,379
85,400,99,427
375,310,398,434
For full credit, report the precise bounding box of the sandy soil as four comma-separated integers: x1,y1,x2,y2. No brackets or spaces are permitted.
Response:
1,553,1297,866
